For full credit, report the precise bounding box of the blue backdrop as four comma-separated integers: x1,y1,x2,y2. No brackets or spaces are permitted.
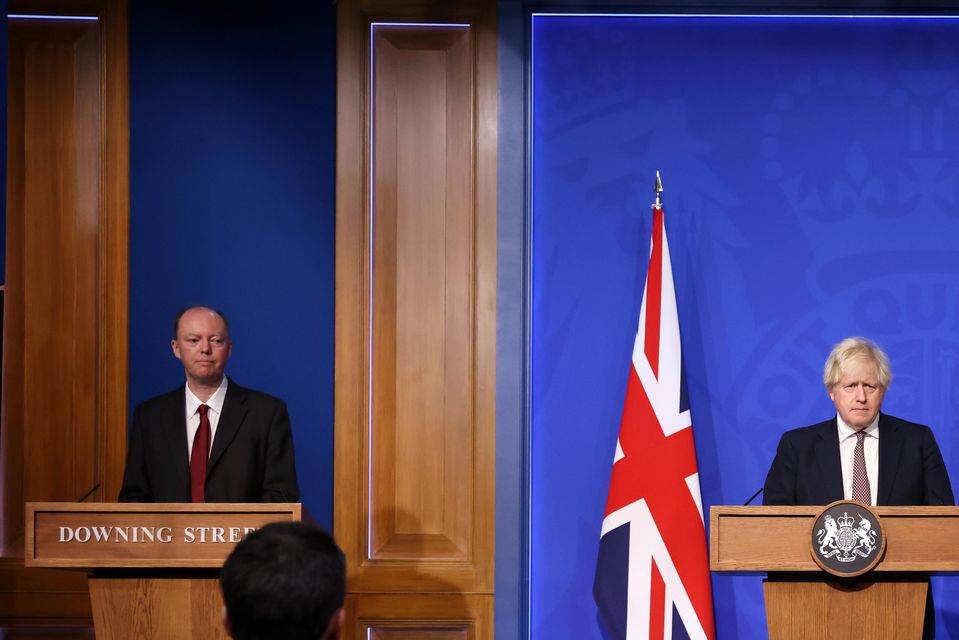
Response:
128,2,336,527
530,14,959,638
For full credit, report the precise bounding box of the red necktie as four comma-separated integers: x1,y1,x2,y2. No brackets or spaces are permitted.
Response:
190,404,211,503
852,431,871,505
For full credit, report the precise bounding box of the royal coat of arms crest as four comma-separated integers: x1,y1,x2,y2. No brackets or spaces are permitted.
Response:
816,511,878,562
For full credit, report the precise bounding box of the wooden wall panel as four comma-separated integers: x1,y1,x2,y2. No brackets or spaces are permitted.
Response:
370,26,473,561
336,0,496,637
16,19,100,510
0,558,91,624
346,593,492,640
0,0,129,628
371,631,467,640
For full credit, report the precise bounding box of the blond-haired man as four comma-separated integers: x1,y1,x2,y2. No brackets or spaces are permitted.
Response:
764,337,953,638
763,337,953,507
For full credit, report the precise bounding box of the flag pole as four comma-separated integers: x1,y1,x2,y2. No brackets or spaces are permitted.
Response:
653,170,663,210
594,166,717,639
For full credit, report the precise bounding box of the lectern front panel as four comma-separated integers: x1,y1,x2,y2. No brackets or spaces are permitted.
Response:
25,502,302,568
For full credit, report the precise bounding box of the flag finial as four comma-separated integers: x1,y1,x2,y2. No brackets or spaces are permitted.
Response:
653,170,663,209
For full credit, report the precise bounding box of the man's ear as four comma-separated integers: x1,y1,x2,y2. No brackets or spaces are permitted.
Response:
222,604,232,637
171,339,182,361
323,607,345,639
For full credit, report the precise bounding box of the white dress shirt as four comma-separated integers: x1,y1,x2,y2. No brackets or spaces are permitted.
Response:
837,414,879,505
185,378,228,462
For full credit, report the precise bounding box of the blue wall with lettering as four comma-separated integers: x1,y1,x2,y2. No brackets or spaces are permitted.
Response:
530,14,959,638
128,2,336,526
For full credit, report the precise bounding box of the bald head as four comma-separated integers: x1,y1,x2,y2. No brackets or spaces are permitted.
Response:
174,306,230,340
171,306,233,396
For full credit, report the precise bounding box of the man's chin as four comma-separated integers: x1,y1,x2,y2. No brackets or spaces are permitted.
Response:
190,372,224,387
847,415,875,429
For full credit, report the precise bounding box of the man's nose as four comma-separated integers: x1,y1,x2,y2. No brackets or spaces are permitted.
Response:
854,385,867,401
200,340,212,353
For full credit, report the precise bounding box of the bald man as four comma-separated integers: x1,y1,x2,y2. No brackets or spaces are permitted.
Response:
119,306,299,503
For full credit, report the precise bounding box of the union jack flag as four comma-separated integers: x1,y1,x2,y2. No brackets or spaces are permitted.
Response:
593,203,715,639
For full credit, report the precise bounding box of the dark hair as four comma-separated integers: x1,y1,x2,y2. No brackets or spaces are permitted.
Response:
173,306,230,339
220,522,346,640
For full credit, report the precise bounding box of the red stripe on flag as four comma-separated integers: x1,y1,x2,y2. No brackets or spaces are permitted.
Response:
643,207,664,378
605,367,716,639
650,558,665,639
595,203,716,640
605,369,697,516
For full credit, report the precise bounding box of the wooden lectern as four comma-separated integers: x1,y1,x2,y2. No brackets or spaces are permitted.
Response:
710,506,959,639
25,502,301,640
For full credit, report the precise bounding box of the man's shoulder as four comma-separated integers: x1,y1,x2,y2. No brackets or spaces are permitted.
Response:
779,419,836,444
129,387,183,430
225,380,287,409
879,413,928,430
879,413,934,439
133,386,183,412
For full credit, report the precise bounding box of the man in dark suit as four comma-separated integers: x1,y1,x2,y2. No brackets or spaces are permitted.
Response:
119,306,299,503
763,337,953,507
763,337,952,639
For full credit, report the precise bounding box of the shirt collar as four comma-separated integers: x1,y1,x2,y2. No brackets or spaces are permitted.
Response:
837,412,880,441
185,377,229,416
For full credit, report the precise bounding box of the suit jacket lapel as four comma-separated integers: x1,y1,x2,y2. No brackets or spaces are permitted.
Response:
208,379,247,474
878,413,902,506
169,388,191,494
813,419,844,503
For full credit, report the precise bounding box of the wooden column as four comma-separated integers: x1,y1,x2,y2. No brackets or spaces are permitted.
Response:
335,1,497,637
1,0,129,628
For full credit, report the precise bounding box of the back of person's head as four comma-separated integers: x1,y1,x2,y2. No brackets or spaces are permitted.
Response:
220,521,346,640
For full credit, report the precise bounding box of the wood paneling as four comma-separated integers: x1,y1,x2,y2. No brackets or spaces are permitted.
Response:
0,629,94,639
711,505,959,571
0,557,91,624
371,632,467,640
764,580,926,640
14,16,100,515
89,576,229,640
370,25,473,562
336,0,496,637
346,593,492,640
97,0,132,508
1,0,129,629
25,502,301,568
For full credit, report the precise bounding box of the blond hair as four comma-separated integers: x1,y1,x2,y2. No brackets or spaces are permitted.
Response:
823,337,892,389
